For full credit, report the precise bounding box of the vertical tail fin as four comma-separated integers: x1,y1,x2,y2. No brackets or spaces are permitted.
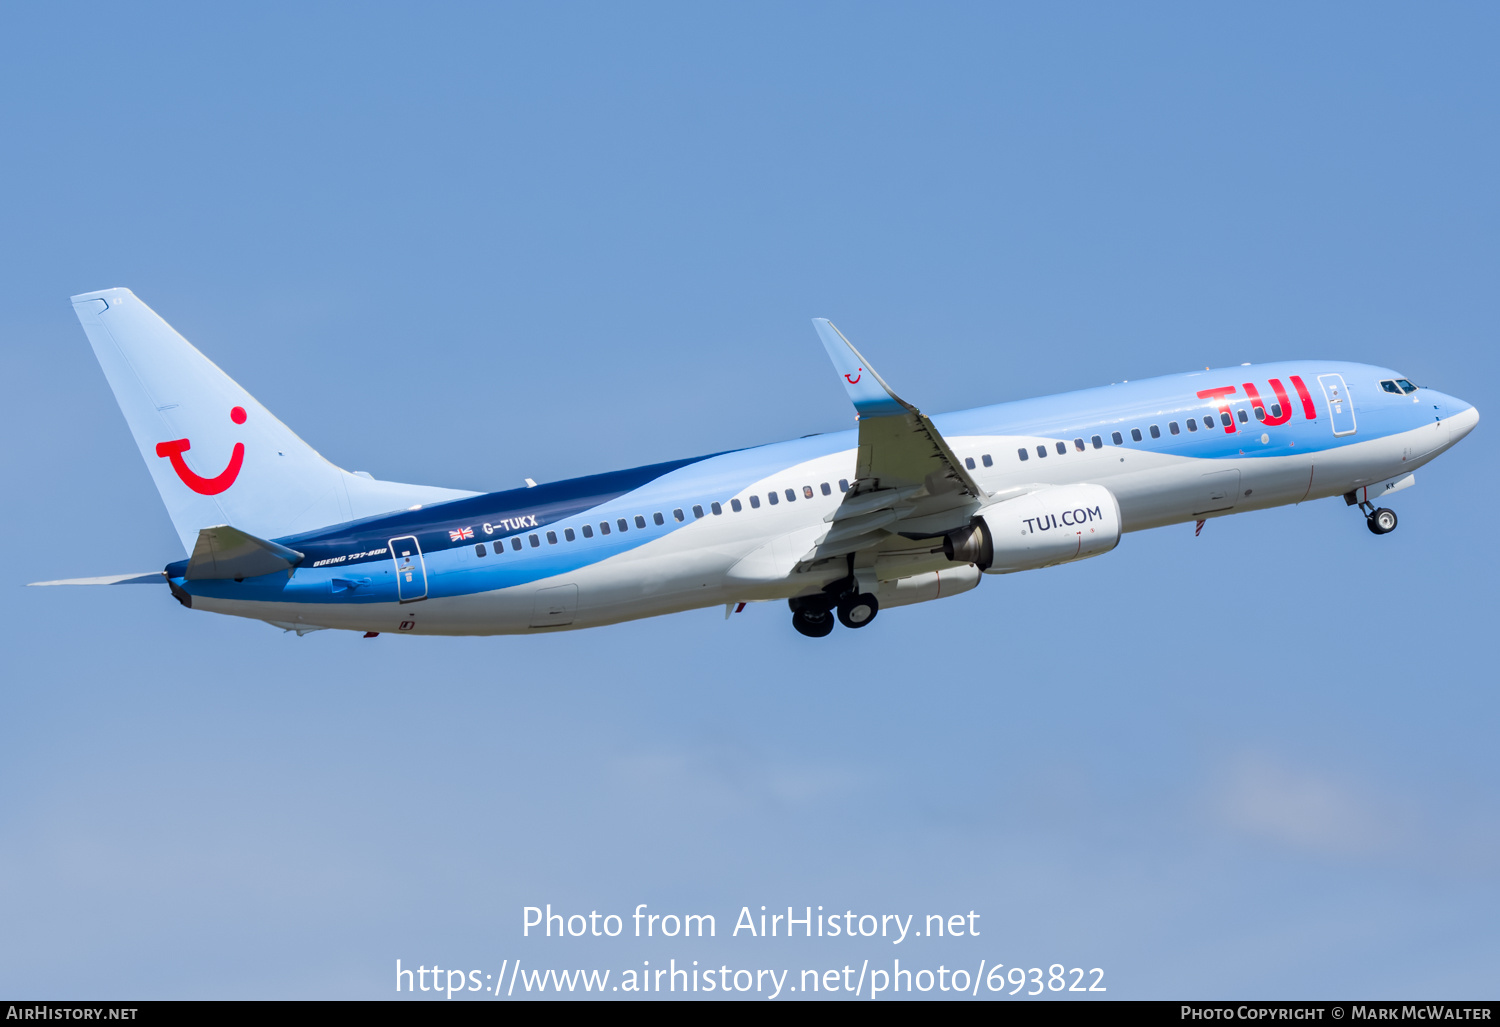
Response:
71,288,476,552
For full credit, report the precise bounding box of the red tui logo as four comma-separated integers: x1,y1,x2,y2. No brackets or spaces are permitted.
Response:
155,406,246,495
1197,377,1317,433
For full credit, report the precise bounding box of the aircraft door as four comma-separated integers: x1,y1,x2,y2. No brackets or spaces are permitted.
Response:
389,535,428,603
1318,374,1357,436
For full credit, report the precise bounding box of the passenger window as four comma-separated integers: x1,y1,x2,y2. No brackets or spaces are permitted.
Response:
673,509,684,521
1221,412,1232,427
838,479,850,492
712,502,723,515
768,492,778,506
1381,380,1402,395
582,524,594,538
964,456,976,469
545,530,556,544
1149,425,1160,439
692,505,704,518
1131,428,1142,442
1055,441,1067,455
475,543,487,557
1187,418,1198,431
1017,448,1029,462
600,521,611,535
1169,422,1180,435
820,483,831,496
982,454,993,466
731,499,742,512
529,534,540,547
1254,406,1265,421
618,518,629,532
635,515,647,528
1237,408,1249,423
1036,445,1048,458
1112,431,1123,445
749,495,761,509
565,527,576,541
1074,438,1085,451
1397,379,1417,394
511,537,522,551
785,489,796,502
1270,403,1282,418
803,486,814,499
653,512,665,525
1091,435,1102,449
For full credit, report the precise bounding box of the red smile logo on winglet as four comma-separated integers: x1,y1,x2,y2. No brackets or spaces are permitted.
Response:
155,406,246,495
844,369,863,384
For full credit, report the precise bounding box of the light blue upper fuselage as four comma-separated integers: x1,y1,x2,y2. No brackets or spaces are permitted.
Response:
171,359,1474,609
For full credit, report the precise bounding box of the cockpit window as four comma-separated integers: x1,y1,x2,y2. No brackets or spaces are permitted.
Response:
1396,379,1417,394
1381,380,1401,395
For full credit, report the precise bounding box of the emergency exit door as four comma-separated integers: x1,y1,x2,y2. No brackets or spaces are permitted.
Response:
389,535,428,603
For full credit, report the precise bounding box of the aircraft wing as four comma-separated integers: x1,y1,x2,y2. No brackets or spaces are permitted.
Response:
805,319,988,562
813,319,986,498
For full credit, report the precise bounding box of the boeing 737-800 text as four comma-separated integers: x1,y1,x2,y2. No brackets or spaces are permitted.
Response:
32,288,1479,638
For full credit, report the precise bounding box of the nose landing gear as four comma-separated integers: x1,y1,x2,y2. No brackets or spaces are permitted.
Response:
1346,490,1398,534
1366,506,1398,535
1345,490,1398,535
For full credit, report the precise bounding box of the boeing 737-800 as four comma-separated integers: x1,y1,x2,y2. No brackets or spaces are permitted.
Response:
32,288,1479,638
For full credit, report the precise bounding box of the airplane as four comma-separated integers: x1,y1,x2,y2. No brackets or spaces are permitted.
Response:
31,288,1479,638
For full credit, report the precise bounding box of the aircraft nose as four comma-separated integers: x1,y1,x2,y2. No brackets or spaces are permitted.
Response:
1446,399,1479,445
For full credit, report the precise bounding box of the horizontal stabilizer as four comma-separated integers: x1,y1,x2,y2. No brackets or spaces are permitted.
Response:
28,572,166,586
186,525,304,580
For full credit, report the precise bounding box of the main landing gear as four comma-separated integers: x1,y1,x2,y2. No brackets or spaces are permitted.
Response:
837,592,879,629
789,565,880,638
790,592,880,637
790,600,835,638
1346,491,1398,535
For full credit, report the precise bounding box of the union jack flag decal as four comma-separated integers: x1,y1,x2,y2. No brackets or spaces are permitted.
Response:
449,526,475,542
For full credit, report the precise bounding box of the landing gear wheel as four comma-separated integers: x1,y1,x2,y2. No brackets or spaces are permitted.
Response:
792,605,835,638
836,592,879,629
1367,508,1398,535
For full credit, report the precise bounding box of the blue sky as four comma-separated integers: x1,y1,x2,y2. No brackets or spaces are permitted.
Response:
2,2,1497,999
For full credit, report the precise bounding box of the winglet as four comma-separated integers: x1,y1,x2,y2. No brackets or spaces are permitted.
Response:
812,319,911,418
811,317,988,502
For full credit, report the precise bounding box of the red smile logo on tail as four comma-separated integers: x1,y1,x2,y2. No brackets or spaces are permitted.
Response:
155,406,247,495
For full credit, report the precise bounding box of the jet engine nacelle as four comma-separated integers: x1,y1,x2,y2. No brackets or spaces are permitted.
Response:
960,483,1122,574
